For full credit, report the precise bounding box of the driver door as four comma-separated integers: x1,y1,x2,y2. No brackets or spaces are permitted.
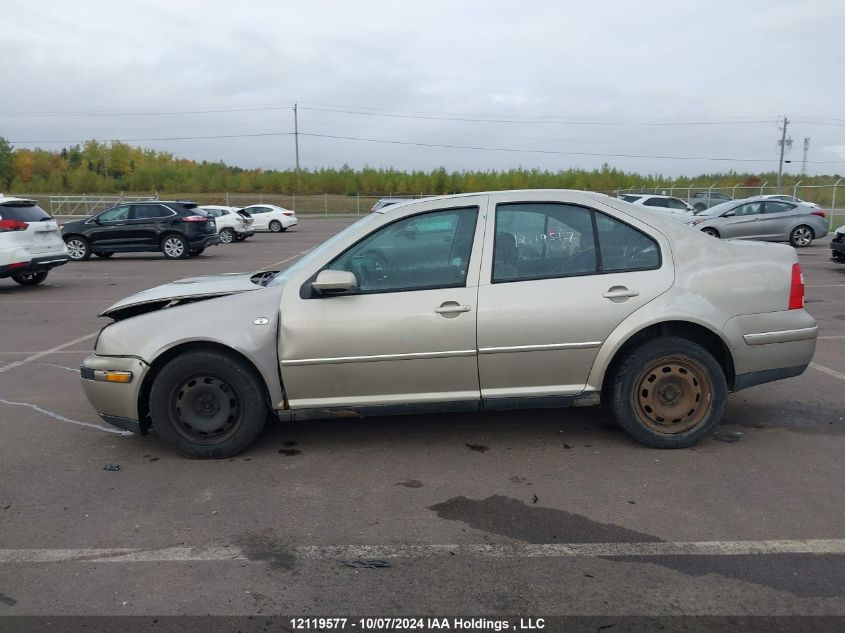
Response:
278,200,487,410
721,201,765,239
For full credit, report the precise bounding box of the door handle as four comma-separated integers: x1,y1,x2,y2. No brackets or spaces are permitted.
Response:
603,286,639,301
435,301,471,317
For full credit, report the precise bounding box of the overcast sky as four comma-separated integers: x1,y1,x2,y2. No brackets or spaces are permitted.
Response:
3,0,845,177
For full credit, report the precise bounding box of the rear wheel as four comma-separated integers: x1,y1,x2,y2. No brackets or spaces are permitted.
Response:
608,337,727,448
161,234,188,259
269,220,283,232
149,350,269,458
701,227,720,238
65,237,91,261
789,225,813,248
12,271,48,286
95,252,114,258
219,228,235,244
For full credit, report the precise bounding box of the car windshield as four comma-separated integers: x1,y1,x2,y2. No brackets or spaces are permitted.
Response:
266,214,380,287
697,201,736,217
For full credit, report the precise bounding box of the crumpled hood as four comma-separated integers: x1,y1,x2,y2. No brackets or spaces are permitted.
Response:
100,272,264,319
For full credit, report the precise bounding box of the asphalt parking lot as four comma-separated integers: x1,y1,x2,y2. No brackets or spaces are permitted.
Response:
1,219,844,625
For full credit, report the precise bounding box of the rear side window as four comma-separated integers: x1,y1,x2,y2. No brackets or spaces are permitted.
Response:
643,198,668,208
595,214,660,272
763,201,795,214
0,203,51,222
132,204,172,219
493,203,660,283
666,198,690,210
620,195,641,202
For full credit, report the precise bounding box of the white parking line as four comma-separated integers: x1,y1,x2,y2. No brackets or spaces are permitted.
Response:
0,332,97,375
810,362,845,381
1,539,844,563
818,335,845,340
0,398,131,435
265,247,315,270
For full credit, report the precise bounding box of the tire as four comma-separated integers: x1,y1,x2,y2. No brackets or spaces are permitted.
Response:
149,349,269,459
161,234,188,259
235,235,245,242
65,236,91,261
95,252,114,258
12,271,48,286
789,225,813,248
269,220,283,232
189,248,205,256
701,227,720,238
608,337,727,449
219,228,235,244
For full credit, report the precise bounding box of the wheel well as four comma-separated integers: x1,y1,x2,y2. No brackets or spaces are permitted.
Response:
601,321,736,399
137,341,272,431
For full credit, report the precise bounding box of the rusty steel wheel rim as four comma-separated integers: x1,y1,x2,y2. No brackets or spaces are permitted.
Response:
632,355,712,434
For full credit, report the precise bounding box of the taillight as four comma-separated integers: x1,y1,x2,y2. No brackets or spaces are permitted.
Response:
811,210,827,218
0,219,28,232
788,263,804,310
181,215,208,223
281,211,294,216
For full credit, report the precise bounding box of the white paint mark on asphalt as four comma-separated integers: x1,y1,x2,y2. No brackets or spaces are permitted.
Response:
818,336,845,340
807,284,845,288
810,362,845,381
2,539,845,563
0,398,131,436
0,350,89,356
264,247,315,271
0,332,97,375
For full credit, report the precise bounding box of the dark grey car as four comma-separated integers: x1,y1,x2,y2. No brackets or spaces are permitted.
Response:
688,197,829,247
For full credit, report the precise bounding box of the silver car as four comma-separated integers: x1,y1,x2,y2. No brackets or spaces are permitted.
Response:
689,197,828,247
80,190,817,458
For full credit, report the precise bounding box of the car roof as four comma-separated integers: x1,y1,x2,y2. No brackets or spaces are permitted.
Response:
373,189,626,213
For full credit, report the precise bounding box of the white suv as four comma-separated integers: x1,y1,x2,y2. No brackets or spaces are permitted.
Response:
0,196,69,286
200,205,255,243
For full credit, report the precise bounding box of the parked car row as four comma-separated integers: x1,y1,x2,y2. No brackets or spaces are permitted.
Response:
60,202,298,261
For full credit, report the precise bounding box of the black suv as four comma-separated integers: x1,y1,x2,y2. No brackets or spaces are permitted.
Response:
61,202,221,260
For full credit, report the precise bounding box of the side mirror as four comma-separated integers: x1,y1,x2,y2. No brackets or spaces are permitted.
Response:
312,269,358,295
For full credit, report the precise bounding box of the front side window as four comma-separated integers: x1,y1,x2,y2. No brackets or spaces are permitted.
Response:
493,203,597,282
327,207,478,294
731,202,763,217
666,198,690,210
98,206,130,222
643,197,669,208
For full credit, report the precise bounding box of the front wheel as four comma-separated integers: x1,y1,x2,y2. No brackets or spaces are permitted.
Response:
65,237,91,261
149,350,269,458
161,235,188,259
12,271,48,286
219,228,235,244
608,337,727,448
789,225,813,248
701,227,720,238
269,220,283,232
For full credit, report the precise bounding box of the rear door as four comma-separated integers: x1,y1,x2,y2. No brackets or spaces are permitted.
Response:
757,201,797,240
476,195,673,401
127,204,175,247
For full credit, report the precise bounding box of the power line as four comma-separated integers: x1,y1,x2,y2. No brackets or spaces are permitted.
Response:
8,130,845,164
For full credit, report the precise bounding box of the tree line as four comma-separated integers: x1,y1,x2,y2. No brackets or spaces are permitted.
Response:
0,137,840,201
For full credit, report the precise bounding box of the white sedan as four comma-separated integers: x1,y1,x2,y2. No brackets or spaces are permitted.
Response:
200,205,254,243
240,204,298,232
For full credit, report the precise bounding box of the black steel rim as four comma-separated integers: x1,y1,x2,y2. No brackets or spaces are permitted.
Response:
170,373,242,443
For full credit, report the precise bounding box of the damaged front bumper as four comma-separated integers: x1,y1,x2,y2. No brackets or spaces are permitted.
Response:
80,354,150,434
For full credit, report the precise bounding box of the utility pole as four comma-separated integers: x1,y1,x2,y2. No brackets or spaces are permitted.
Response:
801,137,810,176
293,103,301,191
776,116,791,193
